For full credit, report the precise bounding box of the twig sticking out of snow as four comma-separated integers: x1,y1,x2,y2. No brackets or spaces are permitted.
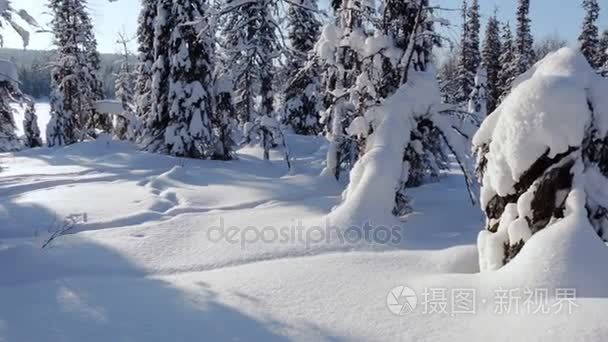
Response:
41,213,87,249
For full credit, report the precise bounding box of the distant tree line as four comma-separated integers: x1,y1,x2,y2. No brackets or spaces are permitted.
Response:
0,48,122,99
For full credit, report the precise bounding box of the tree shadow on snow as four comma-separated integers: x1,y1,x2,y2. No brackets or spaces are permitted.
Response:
0,237,298,341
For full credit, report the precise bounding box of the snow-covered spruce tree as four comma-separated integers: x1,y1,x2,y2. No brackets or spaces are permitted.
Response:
372,0,449,199
0,60,23,152
326,1,474,221
114,35,136,141
482,12,501,113
140,0,173,152
318,0,375,180
467,67,487,120
579,0,601,68
211,1,239,161
211,75,238,160
77,6,108,134
22,100,42,148
455,0,481,104
282,0,322,135
134,0,157,142
598,29,608,72
164,0,215,158
474,48,608,271
47,0,99,147
438,51,460,104
512,0,535,75
497,23,517,102
222,0,283,161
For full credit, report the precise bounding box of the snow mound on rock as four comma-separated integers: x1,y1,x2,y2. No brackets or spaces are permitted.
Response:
489,184,608,295
474,48,599,199
475,47,608,278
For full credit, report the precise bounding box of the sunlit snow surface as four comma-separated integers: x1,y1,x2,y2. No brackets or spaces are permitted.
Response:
1,105,608,340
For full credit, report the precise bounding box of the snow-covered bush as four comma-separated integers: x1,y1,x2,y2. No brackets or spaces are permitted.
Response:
474,48,608,271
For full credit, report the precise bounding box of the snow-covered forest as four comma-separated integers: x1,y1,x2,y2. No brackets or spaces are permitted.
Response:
2,0,608,340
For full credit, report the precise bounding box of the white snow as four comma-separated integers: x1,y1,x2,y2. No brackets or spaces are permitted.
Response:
1,132,607,340
3,55,608,339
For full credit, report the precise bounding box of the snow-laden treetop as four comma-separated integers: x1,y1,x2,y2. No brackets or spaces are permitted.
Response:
474,47,608,201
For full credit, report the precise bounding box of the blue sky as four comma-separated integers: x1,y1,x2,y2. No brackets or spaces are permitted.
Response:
4,0,608,53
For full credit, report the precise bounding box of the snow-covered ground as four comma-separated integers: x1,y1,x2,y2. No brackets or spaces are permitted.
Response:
1,105,608,341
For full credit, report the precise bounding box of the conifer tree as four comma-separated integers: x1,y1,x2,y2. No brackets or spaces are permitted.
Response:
466,0,481,72
598,29,608,70
164,0,215,158
134,0,156,142
282,0,322,135
456,0,481,104
497,23,517,101
513,0,535,74
114,34,136,141
438,52,460,104
579,0,601,68
327,1,475,221
468,67,487,120
319,0,375,179
222,0,282,160
211,75,238,160
601,30,608,77
47,0,101,147
0,61,23,152
78,7,107,133
141,0,173,152
482,12,501,113
22,100,42,148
